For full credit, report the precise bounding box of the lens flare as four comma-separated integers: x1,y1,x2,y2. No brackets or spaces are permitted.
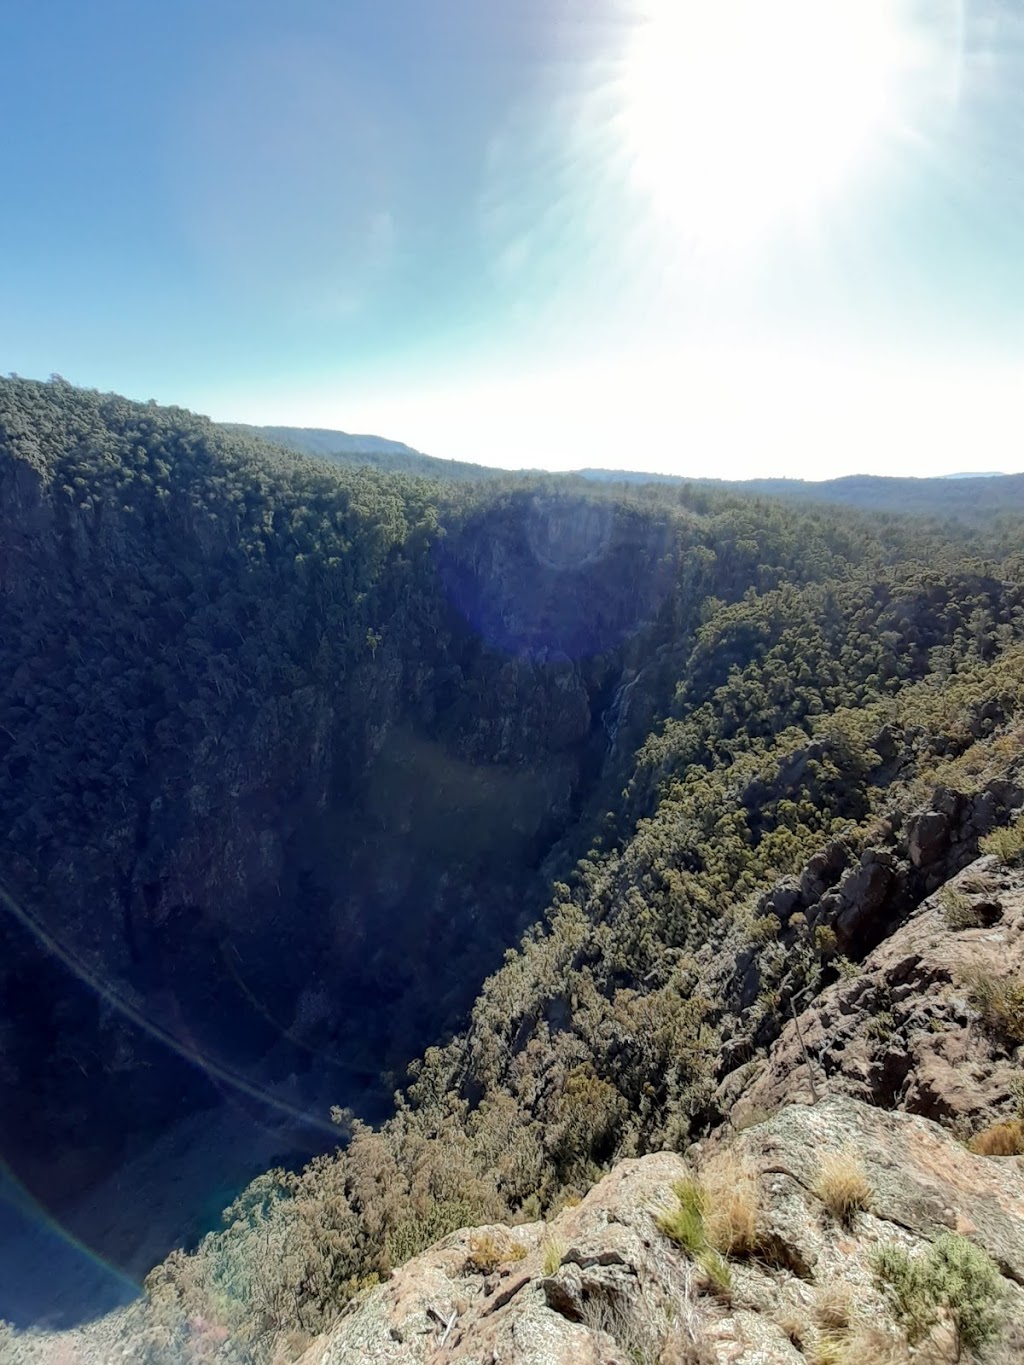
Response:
615,0,963,251
0,879,342,1140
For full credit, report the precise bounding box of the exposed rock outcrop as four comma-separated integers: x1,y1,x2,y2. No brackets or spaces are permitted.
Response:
728,857,1024,1135
286,1099,1024,1363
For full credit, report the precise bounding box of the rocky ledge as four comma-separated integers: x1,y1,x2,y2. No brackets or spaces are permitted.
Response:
283,1095,1024,1365
5,1100,1023,1364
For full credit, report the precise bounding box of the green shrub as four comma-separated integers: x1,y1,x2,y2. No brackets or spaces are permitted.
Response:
873,1233,1005,1356
815,925,839,957
750,913,782,944
979,814,1024,866
864,1009,895,1042
385,1198,482,1268
939,887,985,931
962,968,1024,1046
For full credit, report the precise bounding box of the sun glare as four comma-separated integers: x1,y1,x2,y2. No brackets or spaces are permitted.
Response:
617,0,951,250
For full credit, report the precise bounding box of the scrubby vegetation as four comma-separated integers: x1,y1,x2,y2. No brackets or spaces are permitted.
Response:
962,968,1024,1047
980,814,1024,867
3,378,1024,1358
968,1119,1024,1156
873,1234,1006,1358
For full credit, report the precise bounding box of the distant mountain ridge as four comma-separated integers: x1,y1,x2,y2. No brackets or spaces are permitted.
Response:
222,422,501,482
227,422,1023,523
582,468,1024,522
225,424,422,460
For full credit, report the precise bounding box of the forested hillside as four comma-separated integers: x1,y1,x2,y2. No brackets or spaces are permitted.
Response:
223,423,500,482
2,378,1024,1360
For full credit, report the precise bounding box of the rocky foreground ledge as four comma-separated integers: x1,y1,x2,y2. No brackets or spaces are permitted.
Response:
6,840,1024,1365
282,1095,1024,1365
5,854,1024,1365
4,1096,1023,1363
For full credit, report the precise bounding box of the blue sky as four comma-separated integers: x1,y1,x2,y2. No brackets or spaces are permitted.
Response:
3,0,1023,477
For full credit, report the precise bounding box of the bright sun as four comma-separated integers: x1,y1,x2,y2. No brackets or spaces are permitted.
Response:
617,0,956,250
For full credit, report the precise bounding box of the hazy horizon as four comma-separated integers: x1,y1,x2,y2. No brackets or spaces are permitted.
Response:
4,1,1024,479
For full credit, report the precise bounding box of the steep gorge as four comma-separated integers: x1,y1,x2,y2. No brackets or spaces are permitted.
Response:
3,378,1024,1353
0,381,694,1272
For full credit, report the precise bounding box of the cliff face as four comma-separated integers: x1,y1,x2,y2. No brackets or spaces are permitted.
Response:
0,379,691,1213
700,768,1024,1132
728,853,1024,1132
6,379,1024,1353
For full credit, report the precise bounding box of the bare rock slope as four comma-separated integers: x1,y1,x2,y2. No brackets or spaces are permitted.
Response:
291,1096,1024,1365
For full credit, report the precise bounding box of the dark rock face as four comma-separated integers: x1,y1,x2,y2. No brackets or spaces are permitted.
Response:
908,810,950,868
765,775,1023,962
834,851,899,942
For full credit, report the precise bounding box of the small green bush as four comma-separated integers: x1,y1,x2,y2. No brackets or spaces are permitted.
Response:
873,1233,1004,1356
939,887,985,931
750,913,782,944
864,1009,895,1042
815,925,839,957
962,968,1024,1046
386,1197,483,1267
979,814,1024,866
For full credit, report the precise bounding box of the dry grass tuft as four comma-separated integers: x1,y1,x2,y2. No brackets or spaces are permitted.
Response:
661,1325,718,1365
968,1119,1024,1157
813,1147,872,1225
700,1152,760,1257
467,1230,527,1273
541,1235,566,1277
467,1231,504,1273
960,870,999,896
938,887,987,931
808,1324,909,1365
775,1305,810,1348
815,1283,855,1332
